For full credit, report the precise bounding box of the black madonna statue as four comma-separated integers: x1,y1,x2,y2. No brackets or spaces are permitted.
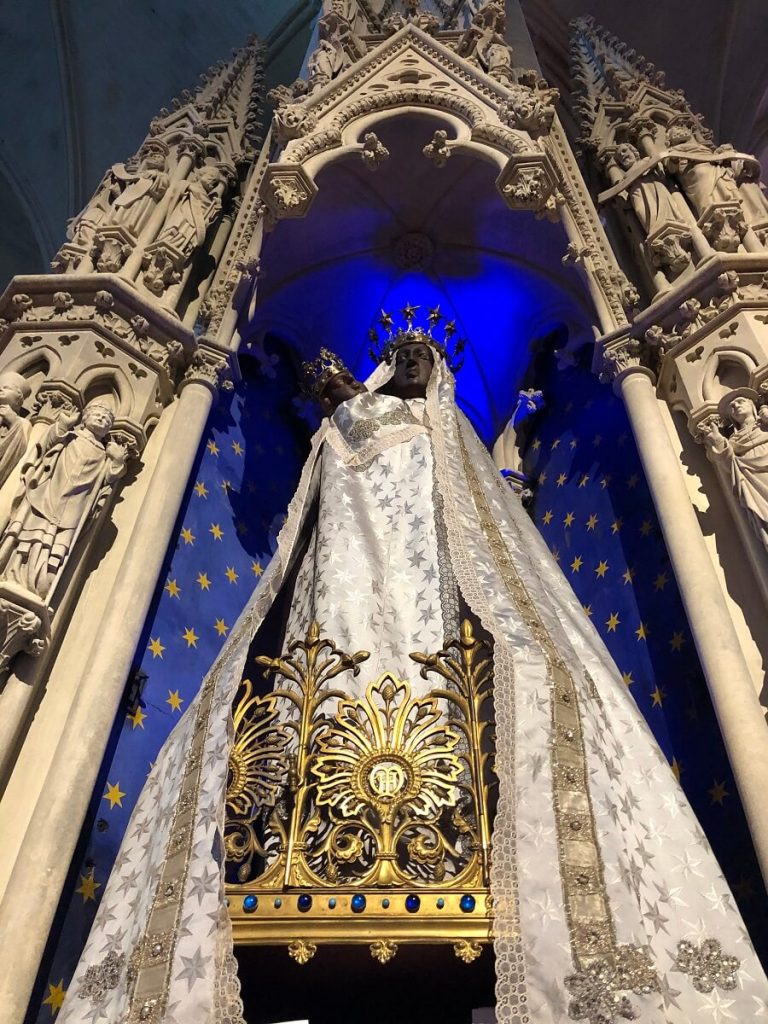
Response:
60,308,768,1024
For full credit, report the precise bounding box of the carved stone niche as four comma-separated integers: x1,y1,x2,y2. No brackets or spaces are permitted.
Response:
260,165,318,224
496,153,564,221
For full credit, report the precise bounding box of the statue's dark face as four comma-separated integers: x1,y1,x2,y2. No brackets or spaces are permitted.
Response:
387,342,434,399
319,370,366,415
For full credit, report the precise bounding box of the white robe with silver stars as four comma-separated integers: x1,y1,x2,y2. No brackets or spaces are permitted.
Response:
284,391,457,690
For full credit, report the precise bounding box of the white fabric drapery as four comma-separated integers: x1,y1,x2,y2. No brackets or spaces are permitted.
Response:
59,354,768,1024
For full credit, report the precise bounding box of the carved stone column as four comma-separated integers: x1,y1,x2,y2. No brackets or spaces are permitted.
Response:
600,338,768,884
0,352,233,1021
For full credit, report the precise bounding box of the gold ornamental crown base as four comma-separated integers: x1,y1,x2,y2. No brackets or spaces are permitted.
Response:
225,621,497,963
228,887,492,965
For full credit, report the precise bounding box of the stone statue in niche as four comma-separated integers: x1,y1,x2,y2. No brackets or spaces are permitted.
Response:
109,143,171,235
0,401,127,598
485,40,514,86
142,165,223,295
612,143,683,235
153,165,223,259
664,124,742,214
664,123,749,251
608,143,692,275
698,388,768,552
455,0,513,82
307,12,357,93
67,143,170,247
0,372,32,489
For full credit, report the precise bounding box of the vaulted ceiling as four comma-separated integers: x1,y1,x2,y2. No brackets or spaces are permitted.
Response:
2,0,767,289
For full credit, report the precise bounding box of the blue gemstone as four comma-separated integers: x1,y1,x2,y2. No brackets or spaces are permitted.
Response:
350,894,366,913
436,898,445,909
274,897,282,909
243,895,257,913
297,894,312,912
405,894,421,913
381,898,390,909
328,898,337,909
460,894,476,913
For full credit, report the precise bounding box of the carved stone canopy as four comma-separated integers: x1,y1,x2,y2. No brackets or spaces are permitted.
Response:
249,116,599,446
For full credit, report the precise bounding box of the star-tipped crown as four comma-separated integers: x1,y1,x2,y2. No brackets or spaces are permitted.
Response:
368,303,465,372
301,346,351,398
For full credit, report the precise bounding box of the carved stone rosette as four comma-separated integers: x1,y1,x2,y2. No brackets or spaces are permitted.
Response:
260,166,317,223
497,153,564,221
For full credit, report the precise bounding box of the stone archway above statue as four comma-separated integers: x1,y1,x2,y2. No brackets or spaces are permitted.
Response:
262,24,552,221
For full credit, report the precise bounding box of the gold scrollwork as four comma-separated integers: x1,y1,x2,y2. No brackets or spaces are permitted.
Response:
226,621,495,895
454,940,483,963
225,622,495,954
287,940,317,965
370,940,398,964
311,672,464,886
225,683,292,882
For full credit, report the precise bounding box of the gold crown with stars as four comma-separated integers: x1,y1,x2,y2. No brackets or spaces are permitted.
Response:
301,346,351,398
368,303,465,372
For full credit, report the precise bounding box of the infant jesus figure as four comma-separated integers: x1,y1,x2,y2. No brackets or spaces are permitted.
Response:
313,356,367,415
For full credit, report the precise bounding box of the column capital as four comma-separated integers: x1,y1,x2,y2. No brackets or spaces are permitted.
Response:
180,342,235,396
596,336,656,392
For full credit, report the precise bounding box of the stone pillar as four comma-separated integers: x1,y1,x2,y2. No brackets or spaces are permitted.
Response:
605,342,768,884
0,361,229,1023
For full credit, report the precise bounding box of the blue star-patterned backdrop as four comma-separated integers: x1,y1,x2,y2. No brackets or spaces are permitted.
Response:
28,336,768,1019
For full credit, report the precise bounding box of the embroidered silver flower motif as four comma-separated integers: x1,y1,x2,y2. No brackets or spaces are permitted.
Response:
78,950,124,1001
565,945,660,1023
674,938,739,993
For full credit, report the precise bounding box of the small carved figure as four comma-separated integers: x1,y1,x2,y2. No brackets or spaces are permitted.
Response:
307,12,357,93
110,144,170,234
613,143,682,235
500,84,558,134
307,38,339,91
0,402,127,598
360,133,389,172
665,124,742,215
154,165,223,258
610,142,692,274
67,144,170,247
698,388,768,552
142,165,223,295
0,372,32,488
423,130,451,168
456,0,513,79
485,41,514,85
